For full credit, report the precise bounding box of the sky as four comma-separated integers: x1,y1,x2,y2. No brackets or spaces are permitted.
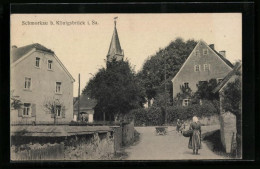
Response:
11,13,242,97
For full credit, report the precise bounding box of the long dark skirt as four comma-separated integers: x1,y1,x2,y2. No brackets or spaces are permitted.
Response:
188,130,201,149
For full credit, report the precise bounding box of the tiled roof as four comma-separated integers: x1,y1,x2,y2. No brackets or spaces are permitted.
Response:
73,94,97,111
211,48,234,68
212,62,242,93
11,43,54,63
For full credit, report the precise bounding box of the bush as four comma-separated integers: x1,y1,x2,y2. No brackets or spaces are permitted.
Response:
132,100,219,126
131,107,163,126
167,100,219,124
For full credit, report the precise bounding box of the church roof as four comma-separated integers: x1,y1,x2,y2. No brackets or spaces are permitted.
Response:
107,21,123,59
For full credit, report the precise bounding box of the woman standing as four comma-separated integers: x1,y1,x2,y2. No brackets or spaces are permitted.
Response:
188,116,201,155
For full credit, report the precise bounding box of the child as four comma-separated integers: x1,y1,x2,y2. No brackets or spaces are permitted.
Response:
180,120,186,133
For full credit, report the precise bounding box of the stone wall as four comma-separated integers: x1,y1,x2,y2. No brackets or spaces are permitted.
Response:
64,132,114,160
219,112,237,153
185,115,220,126
122,121,135,146
11,131,115,160
110,126,122,152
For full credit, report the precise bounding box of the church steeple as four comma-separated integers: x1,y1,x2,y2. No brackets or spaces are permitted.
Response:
107,17,124,62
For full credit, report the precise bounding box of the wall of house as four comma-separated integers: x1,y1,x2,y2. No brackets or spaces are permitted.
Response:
73,109,94,123
11,50,74,123
172,41,233,98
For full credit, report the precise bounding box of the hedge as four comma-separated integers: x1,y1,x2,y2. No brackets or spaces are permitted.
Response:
132,100,219,126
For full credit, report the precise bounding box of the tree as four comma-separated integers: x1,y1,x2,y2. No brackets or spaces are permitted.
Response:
43,97,65,124
10,90,23,110
137,38,197,103
83,59,146,122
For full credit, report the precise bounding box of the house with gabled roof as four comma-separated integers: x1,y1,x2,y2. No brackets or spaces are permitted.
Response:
212,62,242,153
73,94,97,123
11,43,75,124
171,40,234,106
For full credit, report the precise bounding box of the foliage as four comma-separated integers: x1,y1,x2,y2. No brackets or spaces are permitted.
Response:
137,38,197,102
43,97,65,124
166,100,219,123
130,107,164,126
82,59,146,121
194,79,219,101
221,74,242,117
10,90,23,110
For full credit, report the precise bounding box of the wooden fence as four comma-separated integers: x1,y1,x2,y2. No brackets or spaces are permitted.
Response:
12,143,64,160
11,121,70,126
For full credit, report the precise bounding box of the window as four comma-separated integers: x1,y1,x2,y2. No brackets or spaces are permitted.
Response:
182,99,190,106
48,60,53,70
217,78,223,83
35,57,40,68
203,49,208,55
56,105,61,117
194,65,200,72
184,82,189,89
24,77,31,90
204,64,210,71
195,50,200,56
23,103,31,116
56,82,62,94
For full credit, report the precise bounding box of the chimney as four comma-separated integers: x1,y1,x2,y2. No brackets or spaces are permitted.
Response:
12,45,17,49
209,44,215,50
219,50,226,58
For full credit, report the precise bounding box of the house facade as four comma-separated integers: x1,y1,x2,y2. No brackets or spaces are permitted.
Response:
11,43,75,124
171,40,234,106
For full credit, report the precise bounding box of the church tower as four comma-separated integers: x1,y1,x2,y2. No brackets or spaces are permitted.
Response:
107,18,124,62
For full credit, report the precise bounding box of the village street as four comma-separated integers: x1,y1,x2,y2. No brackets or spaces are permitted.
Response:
124,126,225,160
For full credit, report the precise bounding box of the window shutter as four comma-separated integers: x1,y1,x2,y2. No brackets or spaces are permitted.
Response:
18,108,23,117
62,107,66,118
31,104,36,117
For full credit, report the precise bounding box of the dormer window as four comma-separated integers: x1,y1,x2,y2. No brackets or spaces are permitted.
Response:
48,60,53,70
203,49,208,55
35,57,40,68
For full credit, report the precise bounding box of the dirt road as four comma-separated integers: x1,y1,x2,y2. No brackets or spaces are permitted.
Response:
124,126,225,160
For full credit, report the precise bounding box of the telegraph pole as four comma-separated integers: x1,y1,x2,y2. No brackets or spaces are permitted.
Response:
164,50,167,125
77,73,80,121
